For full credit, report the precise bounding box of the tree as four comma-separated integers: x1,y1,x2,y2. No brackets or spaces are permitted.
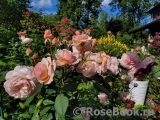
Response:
56,0,103,29
0,0,31,28
109,0,160,31
106,17,122,36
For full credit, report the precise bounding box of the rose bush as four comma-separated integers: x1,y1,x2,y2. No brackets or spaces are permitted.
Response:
0,17,159,120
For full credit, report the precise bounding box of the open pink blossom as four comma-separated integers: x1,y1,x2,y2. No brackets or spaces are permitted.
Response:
33,57,56,84
108,57,120,75
98,93,109,105
76,61,97,78
44,29,54,40
72,34,92,46
120,91,131,102
21,37,32,44
95,52,111,74
4,66,39,99
55,49,80,66
72,41,92,54
119,52,141,69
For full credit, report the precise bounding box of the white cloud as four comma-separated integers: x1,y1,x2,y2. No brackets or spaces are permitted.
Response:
38,0,53,7
102,0,111,6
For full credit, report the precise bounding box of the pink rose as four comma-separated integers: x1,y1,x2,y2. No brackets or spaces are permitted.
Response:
119,52,141,69
4,66,39,99
98,93,109,105
62,18,69,23
72,42,92,54
55,49,80,66
52,37,59,45
76,61,97,78
108,57,120,75
91,39,97,46
72,34,92,46
33,57,56,84
21,37,32,44
95,52,111,74
75,30,81,36
26,48,32,56
44,29,54,40
25,11,31,16
17,31,26,36
120,91,131,102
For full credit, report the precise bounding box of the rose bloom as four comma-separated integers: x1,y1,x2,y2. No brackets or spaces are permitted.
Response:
95,52,111,74
55,49,80,66
76,61,97,78
86,28,91,34
75,30,81,36
108,57,120,75
32,53,38,59
98,93,109,105
91,39,97,46
17,31,27,36
119,52,141,69
25,11,31,16
52,37,59,45
72,33,92,46
26,48,32,56
4,66,39,99
107,30,112,34
33,57,56,84
72,41,92,54
120,91,131,102
63,18,69,23
44,29,54,40
21,37,32,44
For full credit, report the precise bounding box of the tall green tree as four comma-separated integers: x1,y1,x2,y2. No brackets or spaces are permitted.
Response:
0,0,31,28
56,0,103,29
109,0,160,31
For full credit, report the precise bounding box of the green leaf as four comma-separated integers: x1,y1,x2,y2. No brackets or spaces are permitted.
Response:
29,105,35,113
153,72,160,78
54,94,69,119
0,71,8,83
43,99,54,105
31,115,39,120
62,83,78,91
93,82,110,95
40,106,52,116
18,113,31,119
24,95,35,106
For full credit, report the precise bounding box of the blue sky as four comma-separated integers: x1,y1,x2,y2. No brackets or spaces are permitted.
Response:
30,0,119,17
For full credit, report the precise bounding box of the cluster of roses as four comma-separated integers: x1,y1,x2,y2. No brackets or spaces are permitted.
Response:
4,27,156,110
